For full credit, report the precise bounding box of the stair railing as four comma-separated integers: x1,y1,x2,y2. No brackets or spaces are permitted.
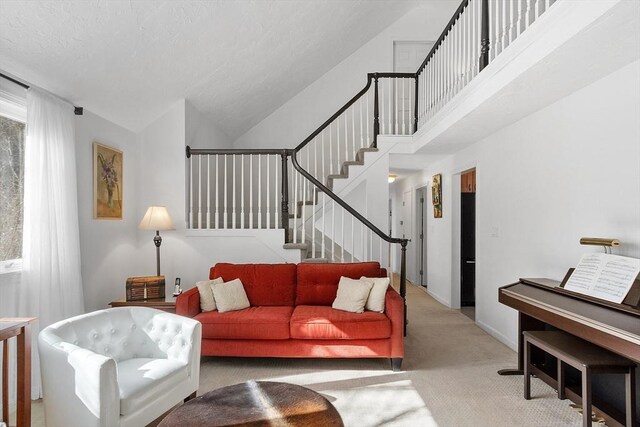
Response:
415,0,557,127
291,148,409,334
185,146,293,241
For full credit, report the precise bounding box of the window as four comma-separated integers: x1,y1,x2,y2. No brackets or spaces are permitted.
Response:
0,88,26,273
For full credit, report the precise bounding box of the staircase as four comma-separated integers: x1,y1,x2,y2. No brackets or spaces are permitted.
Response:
184,0,558,332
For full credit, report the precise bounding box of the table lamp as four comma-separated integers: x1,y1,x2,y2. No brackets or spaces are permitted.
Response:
139,206,175,276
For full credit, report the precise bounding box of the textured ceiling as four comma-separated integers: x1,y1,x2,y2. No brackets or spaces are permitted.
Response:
0,0,425,136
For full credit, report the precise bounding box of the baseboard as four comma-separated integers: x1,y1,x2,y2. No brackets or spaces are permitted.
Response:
476,319,517,352
426,289,450,308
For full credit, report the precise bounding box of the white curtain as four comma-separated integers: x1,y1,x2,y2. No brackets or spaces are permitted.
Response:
20,88,85,399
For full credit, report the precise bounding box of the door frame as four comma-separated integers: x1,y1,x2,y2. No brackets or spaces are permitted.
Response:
415,186,428,286
450,165,477,310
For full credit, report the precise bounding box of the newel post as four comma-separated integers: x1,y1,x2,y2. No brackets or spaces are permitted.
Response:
280,151,290,243
373,73,380,148
400,240,408,336
480,0,490,71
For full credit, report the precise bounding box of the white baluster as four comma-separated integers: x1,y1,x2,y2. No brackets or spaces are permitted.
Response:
223,156,228,229
293,167,298,243
241,155,245,229
535,0,540,19
387,78,392,134
351,215,354,261
214,154,219,229
394,78,399,134
525,0,531,30
545,0,550,12
207,155,211,229
266,154,270,229
249,155,253,229
322,191,326,259
517,0,523,36
344,113,348,165
232,154,236,228
321,130,326,184
509,0,515,45
341,205,345,262
197,155,202,229
275,155,280,228
351,103,356,155
402,78,406,134
359,96,364,149
331,199,336,262
258,155,262,229
329,122,333,175
501,0,507,53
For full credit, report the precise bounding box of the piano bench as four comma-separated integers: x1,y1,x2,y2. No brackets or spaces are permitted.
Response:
523,330,637,427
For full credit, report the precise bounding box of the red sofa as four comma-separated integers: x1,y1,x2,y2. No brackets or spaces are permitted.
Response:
176,262,404,370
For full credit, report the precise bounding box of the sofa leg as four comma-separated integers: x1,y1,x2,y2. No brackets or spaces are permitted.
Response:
184,391,197,402
391,358,403,372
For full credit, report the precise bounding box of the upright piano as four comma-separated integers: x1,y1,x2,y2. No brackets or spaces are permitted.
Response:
499,278,640,427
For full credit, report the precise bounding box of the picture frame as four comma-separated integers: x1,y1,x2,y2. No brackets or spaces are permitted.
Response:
432,173,442,218
93,142,123,219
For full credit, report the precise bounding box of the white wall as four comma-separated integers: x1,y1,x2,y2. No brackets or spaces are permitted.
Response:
392,59,640,349
137,101,299,293
186,100,233,149
233,4,456,150
75,111,140,311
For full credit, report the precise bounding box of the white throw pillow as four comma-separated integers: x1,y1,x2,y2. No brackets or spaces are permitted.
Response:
211,278,250,313
332,277,374,313
196,277,224,312
361,276,390,313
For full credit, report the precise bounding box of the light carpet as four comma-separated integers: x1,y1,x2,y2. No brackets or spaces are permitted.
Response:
26,282,584,427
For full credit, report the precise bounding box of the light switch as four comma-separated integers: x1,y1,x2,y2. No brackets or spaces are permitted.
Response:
490,226,499,237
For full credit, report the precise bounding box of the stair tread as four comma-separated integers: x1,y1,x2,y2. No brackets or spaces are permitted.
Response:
343,160,364,166
283,243,308,250
327,174,348,179
301,258,329,263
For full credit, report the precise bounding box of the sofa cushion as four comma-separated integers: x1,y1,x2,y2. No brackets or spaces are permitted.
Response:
361,276,390,313
211,278,250,313
290,305,391,340
117,358,188,416
332,277,373,313
211,263,297,306
196,277,223,312
195,306,294,340
296,262,383,306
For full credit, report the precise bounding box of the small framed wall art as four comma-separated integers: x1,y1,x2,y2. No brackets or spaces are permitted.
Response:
432,173,442,218
93,142,123,219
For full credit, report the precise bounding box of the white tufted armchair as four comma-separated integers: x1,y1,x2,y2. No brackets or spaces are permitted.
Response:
38,307,201,427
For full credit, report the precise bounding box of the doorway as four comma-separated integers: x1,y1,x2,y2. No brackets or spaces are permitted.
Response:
416,187,427,287
460,169,476,318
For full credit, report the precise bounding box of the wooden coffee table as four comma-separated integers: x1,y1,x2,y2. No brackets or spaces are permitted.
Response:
158,381,343,427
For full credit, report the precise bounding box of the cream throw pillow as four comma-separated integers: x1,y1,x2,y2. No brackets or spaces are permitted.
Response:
196,277,223,312
211,278,250,313
361,276,390,313
332,277,374,313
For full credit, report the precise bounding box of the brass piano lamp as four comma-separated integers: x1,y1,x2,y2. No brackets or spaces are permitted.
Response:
579,237,620,254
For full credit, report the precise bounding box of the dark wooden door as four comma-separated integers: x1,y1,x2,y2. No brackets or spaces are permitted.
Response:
461,192,476,306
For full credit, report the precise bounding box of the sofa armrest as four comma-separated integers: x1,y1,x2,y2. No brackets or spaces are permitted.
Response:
38,334,119,427
176,286,201,318
385,287,405,359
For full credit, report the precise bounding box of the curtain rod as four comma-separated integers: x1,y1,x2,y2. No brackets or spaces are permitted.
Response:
0,71,83,115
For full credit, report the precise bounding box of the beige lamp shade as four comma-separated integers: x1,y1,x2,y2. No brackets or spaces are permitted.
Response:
138,206,175,230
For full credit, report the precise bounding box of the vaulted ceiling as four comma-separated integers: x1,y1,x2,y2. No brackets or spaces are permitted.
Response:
0,0,433,137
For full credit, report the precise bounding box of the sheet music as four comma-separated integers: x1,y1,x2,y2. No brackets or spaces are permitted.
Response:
564,253,640,303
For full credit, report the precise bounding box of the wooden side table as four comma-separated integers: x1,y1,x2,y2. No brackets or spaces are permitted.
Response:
109,298,176,313
1,317,37,427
